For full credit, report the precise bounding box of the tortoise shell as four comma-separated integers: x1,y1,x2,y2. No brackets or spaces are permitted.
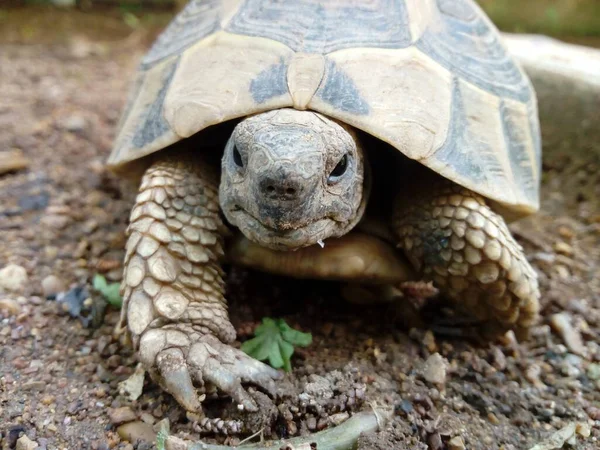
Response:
108,0,541,215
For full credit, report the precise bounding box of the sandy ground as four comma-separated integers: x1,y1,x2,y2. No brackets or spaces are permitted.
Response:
1,9,599,450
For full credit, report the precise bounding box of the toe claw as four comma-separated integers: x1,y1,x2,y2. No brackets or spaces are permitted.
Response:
233,361,280,394
234,353,282,379
254,377,277,397
157,348,202,413
203,359,259,412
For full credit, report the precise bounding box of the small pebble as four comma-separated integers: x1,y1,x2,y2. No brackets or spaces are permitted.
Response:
550,313,587,357
427,432,443,450
41,395,55,406
109,406,137,425
41,275,66,298
0,298,21,315
559,366,578,380
491,346,507,371
587,406,600,420
554,265,570,279
525,364,545,388
21,381,45,391
0,149,30,175
553,242,573,256
576,423,591,438
62,114,87,132
448,436,466,450
329,412,350,426
140,413,155,425
423,330,438,353
41,214,70,230
106,355,121,368
587,363,600,380
16,435,38,450
316,418,328,431
422,353,447,385
96,364,114,382
396,399,414,415
0,265,28,292
118,364,145,401
117,421,156,443
557,226,575,239
44,247,59,259
95,387,108,398
487,413,500,425
13,358,28,369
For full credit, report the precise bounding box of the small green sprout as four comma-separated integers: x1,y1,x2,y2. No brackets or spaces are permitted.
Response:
155,430,167,450
93,274,122,307
241,318,312,372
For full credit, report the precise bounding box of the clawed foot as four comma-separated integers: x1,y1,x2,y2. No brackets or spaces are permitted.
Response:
138,330,282,413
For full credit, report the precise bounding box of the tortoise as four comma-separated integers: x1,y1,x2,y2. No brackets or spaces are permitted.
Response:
109,0,541,415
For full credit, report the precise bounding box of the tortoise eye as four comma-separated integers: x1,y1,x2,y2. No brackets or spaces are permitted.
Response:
232,144,243,168
328,154,348,182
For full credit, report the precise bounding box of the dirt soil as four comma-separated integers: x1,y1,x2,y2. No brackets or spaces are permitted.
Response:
1,8,600,450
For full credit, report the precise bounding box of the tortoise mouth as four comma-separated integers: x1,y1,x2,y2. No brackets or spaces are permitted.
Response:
228,206,337,251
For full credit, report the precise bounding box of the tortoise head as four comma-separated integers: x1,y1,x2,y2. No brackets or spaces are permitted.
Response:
219,109,368,251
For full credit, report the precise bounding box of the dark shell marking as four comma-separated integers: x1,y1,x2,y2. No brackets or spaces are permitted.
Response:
433,79,538,206
141,0,220,68
250,59,289,104
416,0,531,103
250,59,370,115
316,60,370,116
434,79,504,193
133,59,180,148
500,100,539,206
227,0,412,54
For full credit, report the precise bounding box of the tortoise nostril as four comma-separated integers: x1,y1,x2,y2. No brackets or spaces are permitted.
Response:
259,178,302,200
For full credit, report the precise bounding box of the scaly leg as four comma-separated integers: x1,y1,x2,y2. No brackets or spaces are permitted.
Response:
392,179,540,335
116,153,281,413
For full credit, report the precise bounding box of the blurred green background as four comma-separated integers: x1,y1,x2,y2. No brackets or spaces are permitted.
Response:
1,0,600,45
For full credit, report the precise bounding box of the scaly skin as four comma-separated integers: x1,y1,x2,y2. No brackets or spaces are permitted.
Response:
118,153,281,414
393,179,540,334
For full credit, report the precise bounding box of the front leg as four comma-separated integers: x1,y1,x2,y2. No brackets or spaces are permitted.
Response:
116,154,281,413
392,179,540,335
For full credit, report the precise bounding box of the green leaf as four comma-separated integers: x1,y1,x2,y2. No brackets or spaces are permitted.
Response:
241,318,312,372
93,274,123,307
279,320,313,347
268,345,285,369
278,340,295,373
241,335,273,361
279,339,295,360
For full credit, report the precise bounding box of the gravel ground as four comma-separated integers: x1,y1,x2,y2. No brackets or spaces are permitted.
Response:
1,9,599,450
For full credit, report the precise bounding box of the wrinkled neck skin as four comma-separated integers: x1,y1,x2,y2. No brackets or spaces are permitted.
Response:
219,109,369,251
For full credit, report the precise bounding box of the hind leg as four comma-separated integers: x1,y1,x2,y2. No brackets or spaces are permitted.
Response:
392,181,540,335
